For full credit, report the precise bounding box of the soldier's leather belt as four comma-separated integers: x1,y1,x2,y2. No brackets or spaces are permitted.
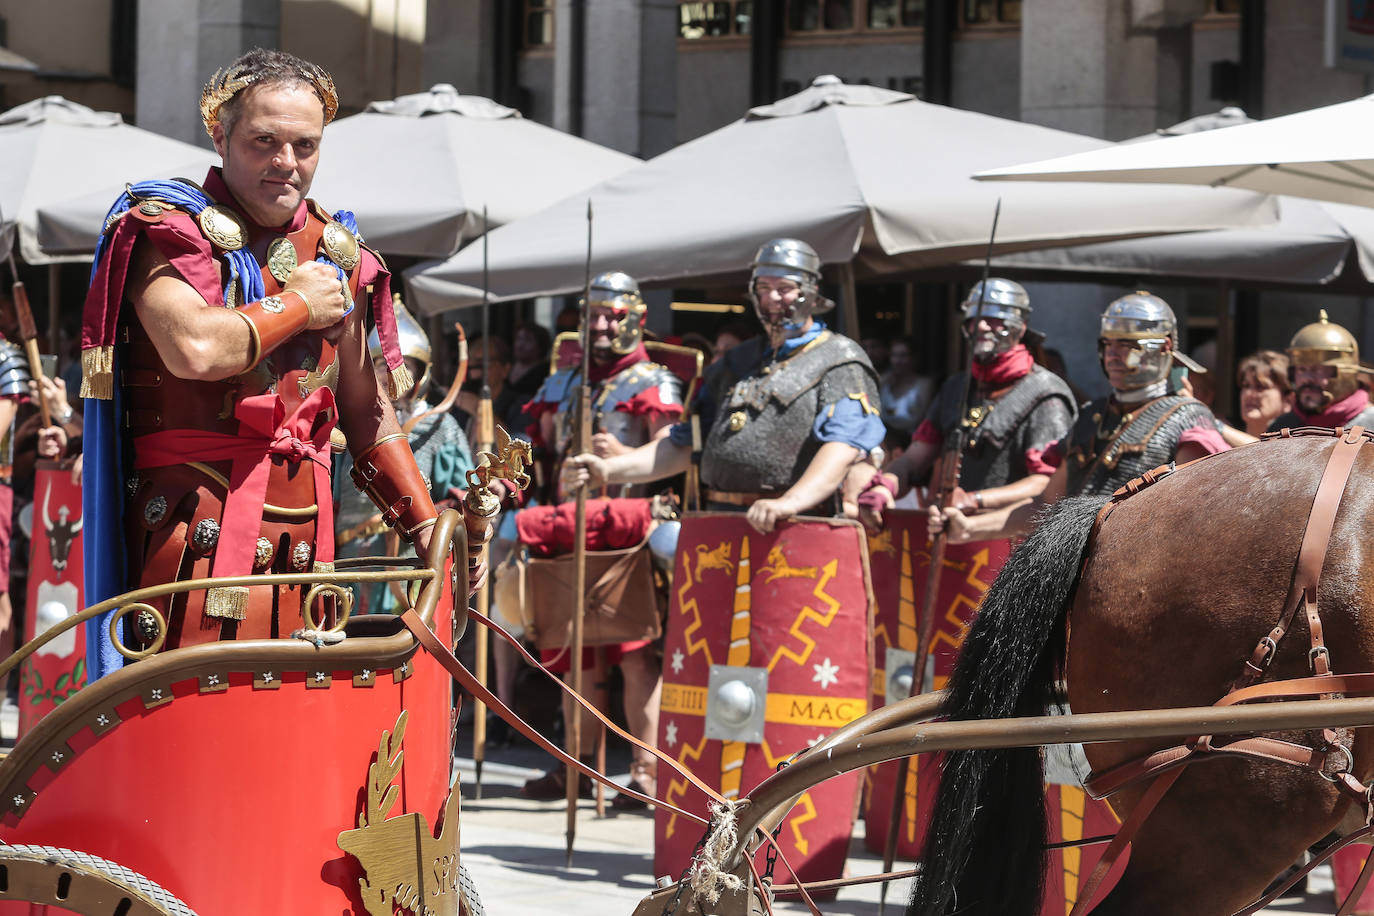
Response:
702,488,779,507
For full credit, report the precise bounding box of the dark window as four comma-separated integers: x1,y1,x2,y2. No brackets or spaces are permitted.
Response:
962,0,1019,25
524,0,553,48
787,0,855,33
678,1,751,40
110,0,137,87
1215,0,1242,13
868,0,924,29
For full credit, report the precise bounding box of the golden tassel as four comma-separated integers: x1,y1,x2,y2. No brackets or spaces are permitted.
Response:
204,585,249,620
80,345,114,399
388,363,414,399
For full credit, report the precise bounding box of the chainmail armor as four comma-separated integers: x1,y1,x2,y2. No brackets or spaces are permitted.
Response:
928,365,1077,490
1063,394,1215,497
700,332,879,494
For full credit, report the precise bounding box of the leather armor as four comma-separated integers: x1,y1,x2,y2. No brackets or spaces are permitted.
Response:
699,332,879,496
928,365,1076,491
120,199,354,649
1063,394,1214,497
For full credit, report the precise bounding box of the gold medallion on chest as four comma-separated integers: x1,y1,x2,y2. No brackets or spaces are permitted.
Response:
267,237,298,285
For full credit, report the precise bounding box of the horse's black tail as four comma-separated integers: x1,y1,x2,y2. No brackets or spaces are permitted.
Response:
906,493,1110,916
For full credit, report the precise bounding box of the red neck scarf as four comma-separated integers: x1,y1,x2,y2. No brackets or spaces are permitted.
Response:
1297,387,1371,427
971,345,1034,388
588,343,649,384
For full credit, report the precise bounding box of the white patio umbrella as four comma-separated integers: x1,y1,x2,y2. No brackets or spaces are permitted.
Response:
306,84,640,259
975,93,1374,208
0,96,216,264
988,111,1374,288
405,76,1275,316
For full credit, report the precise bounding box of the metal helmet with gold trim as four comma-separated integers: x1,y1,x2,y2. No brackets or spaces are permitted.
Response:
1098,291,1204,391
748,238,830,336
368,295,431,400
580,271,646,355
1287,309,1361,403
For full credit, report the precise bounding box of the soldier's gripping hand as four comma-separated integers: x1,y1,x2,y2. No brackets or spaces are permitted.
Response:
927,505,974,544
747,496,798,535
591,431,629,459
562,452,608,493
284,261,350,331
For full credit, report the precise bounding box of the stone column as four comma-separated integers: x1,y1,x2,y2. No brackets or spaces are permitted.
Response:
1020,0,1206,140
137,0,280,147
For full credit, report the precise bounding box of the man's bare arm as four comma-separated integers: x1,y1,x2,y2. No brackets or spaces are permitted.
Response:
935,461,1070,542
129,239,349,381
563,437,692,492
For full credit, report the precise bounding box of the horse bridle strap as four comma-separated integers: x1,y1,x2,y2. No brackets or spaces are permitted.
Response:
1068,426,1374,916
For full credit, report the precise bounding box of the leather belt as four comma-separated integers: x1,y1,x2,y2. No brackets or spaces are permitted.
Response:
702,488,777,507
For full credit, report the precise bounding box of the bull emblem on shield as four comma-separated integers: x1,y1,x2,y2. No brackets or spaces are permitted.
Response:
41,485,82,577
694,542,735,582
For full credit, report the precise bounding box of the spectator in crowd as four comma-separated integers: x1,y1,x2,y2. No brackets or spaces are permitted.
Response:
711,317,757,364
1237,350,1293,437
878,336,936,439
509,321,553,401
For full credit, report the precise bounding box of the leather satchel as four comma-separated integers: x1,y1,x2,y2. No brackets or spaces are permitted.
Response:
523,536,662,651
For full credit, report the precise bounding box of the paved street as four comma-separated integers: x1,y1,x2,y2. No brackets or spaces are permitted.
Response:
455,737,1338,916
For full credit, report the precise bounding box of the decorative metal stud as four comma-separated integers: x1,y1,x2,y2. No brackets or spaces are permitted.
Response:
138,200,164,217
125,474,141,498
136,610,160,644
197,204,246,251
143,495,167,527
267,237,298,284
254,536,274,569
322,220,360,270
291,541,312,571
192,518,220,552
728,411,747,432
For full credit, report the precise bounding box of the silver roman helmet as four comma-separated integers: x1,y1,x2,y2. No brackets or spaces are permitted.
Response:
961,278,1030,360
367,295,432,400
581,270,647,355
748,238,831,335
1098,291,1205,391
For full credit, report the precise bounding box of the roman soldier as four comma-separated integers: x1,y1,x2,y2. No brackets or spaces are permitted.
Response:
563,239,884,884
850,278,1076,866
518,270,684,807
525,270,683,500
334,299,475,613
1268,310,1374,431
859,278,1076,523
937,291,1228,542
80,49,486,680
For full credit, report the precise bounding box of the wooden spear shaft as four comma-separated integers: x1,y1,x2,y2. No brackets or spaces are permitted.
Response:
567,199,593,865
472,208,493,798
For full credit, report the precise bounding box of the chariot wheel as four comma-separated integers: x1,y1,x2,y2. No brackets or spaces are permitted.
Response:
0,843,197,915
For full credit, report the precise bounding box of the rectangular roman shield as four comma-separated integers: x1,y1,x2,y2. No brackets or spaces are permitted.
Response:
860,510,1119,916
655,513,873,889
20,460,86,737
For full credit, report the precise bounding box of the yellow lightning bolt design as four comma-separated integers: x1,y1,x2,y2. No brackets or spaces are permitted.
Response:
720,537,752,800
765,558,841,674
787,793,818,857
663,734,711,840
1060,785,1087,915
676,549,714,667
929,546,996,660
904,753,920,844
898,529,916,653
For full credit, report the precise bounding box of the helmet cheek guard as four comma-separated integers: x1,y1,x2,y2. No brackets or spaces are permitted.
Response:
749,238,828,336
609,300,648,355
1287,310,1361,404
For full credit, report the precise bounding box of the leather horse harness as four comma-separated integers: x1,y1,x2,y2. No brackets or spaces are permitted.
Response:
1071,426,1374,916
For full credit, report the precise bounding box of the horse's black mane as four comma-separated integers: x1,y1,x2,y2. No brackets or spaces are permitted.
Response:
908,493,1110,916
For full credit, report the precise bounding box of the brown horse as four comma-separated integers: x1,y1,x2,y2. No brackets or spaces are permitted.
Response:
906,433,1374,916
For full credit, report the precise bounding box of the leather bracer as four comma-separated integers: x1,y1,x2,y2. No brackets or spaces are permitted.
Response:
350,434,439,542
232,290,312,370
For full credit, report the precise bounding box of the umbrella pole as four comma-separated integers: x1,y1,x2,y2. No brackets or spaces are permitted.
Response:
48,264,59,370
838,261,860,338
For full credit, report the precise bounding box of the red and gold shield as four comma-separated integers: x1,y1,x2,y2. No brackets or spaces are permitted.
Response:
655,513,873,888
861,511,1119,915
20,461,86,737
